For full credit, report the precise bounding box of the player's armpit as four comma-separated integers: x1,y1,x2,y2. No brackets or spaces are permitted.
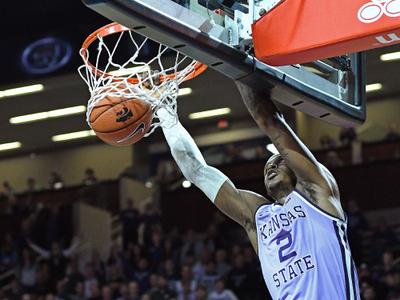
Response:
214,180,251,228
215,182,269,252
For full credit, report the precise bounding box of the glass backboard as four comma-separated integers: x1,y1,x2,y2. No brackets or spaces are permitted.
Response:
82,0,366,127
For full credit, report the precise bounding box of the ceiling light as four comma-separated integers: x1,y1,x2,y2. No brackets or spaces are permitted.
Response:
178,88,192,96
380,51,400,61
0,142,22,151
145,181,153,188
0,84,44,98
189,107,231,120
182,180,192,188
52,130,95,142
365,83,382,93
10,105,86,124
266,144,279,155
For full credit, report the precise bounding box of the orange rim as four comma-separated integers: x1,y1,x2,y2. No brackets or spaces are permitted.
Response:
81,22,208,84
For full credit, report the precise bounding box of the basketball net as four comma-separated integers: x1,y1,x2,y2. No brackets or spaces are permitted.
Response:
78,23,207,137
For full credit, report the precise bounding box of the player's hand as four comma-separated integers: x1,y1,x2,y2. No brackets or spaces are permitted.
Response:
138,70,161,90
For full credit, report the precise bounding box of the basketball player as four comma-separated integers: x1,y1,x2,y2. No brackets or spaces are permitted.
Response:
157,81,360,299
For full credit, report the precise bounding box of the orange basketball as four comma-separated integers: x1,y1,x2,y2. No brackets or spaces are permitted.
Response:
89,95,153,146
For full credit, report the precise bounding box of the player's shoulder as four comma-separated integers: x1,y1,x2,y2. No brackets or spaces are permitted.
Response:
239,189,272,215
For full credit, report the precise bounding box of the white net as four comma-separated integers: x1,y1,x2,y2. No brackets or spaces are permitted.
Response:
78,24,205,137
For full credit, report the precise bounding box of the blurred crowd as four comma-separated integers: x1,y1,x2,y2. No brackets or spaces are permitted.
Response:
0,126,399,300
346,201,400,300
0,187,399,300
0,198,268,300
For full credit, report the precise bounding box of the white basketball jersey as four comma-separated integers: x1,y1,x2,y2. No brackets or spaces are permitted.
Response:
255,190,360,300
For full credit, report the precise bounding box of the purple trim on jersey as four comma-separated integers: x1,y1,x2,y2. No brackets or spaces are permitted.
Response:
294,189,345,222
351,260,358,299
333,221,350,300
254,203,272,221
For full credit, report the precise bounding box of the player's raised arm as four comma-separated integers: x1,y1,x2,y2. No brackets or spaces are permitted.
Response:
235,82,343,219
158,108,268,251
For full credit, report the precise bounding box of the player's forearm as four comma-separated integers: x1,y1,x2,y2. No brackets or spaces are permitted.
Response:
161,118,228,202
235,82,282,134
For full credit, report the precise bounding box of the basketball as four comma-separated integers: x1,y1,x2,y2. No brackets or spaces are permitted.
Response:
89,95,153,146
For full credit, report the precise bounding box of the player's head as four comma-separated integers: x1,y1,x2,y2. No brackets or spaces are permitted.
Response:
264,153,296,198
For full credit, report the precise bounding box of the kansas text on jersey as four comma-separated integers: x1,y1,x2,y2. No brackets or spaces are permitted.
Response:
255,190,360,300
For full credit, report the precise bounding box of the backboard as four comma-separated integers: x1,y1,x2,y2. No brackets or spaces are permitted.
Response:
82,0,366,127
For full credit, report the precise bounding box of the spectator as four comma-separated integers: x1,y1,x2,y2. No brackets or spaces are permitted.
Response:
106,243,124,277
192,249,210,281
320,134,336,149
3,180,15,198
140,204,162,247
384,271,400,299
371,217,398,262
45,205,64,247
82,168,98,186
116,284,129,300
156,159,181,184
55,280,68,300
149,274,176,300
28,238,80,288
88,250,106,284
88,280,101,300
102,285,113,300
132,258,151,294
223,144,244,164
83,263,100,299
324,150,344,168
358,263,386,299
120,199,140,249
163,238,180,264
149,232,164,268
175,265,197,299
203,224,220,253
194,285,208,300
35,261,52,295
0,233,18,272
162,258,178,284
208,279,239,300
362,284,377,300
339,127,357,146
2,181,16,212
180,230,202,264
127,281,141,300
105,263,124,293
49,172,64,190
227,254,249,300
141,294,151,300
177,281,196,300
382,251,398,273
5,279,22,300
385,123,400,141
17,248,37,292
346,200,368,264
198,261,219,292
26,177,38,193
64,255,84,296
215,249,231,278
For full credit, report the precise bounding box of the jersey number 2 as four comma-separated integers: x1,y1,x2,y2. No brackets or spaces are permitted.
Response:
276,231,297,263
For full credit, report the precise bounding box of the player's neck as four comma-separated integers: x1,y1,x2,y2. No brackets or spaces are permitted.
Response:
270,184,294,204
276,193,290,205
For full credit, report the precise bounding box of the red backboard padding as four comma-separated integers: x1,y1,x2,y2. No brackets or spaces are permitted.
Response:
252,0,400,66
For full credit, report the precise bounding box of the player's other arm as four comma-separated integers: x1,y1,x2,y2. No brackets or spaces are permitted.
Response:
159,109,269,252
235,82,343,219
